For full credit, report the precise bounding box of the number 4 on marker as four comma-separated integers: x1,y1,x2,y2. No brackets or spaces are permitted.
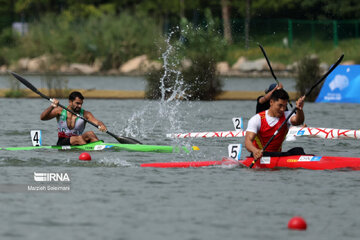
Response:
30,130,42,147
228,144,242,160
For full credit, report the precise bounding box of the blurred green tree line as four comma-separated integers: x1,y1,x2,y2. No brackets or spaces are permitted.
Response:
1,0,360,67
7,0,360,22
3,0,360,53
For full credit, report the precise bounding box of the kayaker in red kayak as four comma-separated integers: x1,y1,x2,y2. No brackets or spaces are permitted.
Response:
245,89,305,159
40,91,107,146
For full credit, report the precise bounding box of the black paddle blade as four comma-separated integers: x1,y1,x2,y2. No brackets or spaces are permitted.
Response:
305,54,344,97
106,131,142,144
117,136,142,144
258,44,278,82
258,44,293,108
10,71,50,100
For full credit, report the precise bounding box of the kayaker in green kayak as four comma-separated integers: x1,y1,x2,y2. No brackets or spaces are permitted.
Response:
40,91,107,146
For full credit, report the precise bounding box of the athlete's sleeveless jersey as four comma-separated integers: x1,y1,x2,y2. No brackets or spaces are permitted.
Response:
57,109,86,138
252,111,288,152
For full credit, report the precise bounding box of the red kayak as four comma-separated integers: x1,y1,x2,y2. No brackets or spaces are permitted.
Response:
141,155,360,170
239,155,360,170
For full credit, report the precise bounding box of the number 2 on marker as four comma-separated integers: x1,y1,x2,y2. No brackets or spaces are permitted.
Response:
232,117,243,130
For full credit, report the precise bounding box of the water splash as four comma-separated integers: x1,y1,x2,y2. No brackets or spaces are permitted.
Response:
122,107,148,138
157,30,188,133
159,31,187,103
121,30,191,143
98,157,132,167
115,30,200,161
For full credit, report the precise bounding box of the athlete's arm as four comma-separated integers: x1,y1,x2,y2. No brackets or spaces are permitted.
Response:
258,83,283,104
245,131,263,159
290,96,305,125
245,114,263,159
84,111,107,132
258,91,272,104
40,98,61,120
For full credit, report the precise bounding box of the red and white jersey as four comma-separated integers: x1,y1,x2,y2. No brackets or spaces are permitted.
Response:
246,110,293,152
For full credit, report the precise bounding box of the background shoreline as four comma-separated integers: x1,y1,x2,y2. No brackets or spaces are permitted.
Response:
0,88,298,100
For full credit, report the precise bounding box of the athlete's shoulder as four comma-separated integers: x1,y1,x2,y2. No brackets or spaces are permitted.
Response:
83,109,94,118
248,114,261,124
246,114,261,133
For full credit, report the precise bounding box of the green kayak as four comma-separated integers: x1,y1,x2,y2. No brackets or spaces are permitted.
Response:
2,140,195,153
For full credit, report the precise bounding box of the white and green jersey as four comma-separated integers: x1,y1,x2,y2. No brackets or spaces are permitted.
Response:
57,109,86,138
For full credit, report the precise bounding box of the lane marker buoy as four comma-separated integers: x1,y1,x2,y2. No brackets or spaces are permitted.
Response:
79,152,91,161
288,216,307,230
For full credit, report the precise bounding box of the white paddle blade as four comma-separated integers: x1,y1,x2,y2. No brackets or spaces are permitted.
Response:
285,127,298,141
30,130,42,146
228,144,242,160
285,135,297,142
232,117,243,131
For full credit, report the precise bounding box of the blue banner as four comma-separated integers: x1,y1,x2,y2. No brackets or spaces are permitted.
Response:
316,65,360,103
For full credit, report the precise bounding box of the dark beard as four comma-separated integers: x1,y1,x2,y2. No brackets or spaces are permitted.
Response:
71,106,81,113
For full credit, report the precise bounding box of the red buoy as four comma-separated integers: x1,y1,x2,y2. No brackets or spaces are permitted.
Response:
79,152,91,161
288,216,307,230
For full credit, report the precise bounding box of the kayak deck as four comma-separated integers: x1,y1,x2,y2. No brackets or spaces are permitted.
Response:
238,155,360,170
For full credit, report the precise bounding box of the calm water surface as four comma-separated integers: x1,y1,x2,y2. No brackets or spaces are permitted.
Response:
0,96,359,239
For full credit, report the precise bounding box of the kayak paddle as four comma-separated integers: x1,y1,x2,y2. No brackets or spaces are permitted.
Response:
258,43,293,108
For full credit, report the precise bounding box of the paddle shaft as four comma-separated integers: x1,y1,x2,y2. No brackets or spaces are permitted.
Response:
259,44,293,108
259,44,279,84
54,102,113,134
10,71,141,144
249,53,344,168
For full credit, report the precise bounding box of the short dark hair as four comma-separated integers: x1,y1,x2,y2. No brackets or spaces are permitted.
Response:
270,89,289,101
69,91,84,101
